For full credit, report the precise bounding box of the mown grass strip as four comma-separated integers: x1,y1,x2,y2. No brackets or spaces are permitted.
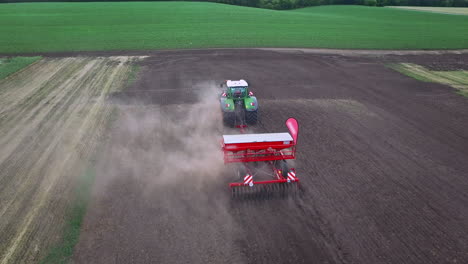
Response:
389,63,435,82
126,63,140,89
388,6,468,15
38,58,139,264
39,166,95,264
389,63,468,97
0,56,42,79
0,3,468,53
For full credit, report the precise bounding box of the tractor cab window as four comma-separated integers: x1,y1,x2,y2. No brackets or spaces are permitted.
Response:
230,87,246,98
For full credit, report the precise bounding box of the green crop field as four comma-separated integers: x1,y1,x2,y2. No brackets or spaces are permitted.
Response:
0,56,41,79
0,2,467,54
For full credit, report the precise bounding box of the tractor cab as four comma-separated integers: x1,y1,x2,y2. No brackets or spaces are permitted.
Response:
225,79,249,99
231,86,247,98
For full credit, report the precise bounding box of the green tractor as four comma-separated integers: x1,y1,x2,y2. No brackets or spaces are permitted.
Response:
220,79,258,127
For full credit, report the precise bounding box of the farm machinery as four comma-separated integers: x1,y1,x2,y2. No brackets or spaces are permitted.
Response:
219,79,258,128
221,117,300,198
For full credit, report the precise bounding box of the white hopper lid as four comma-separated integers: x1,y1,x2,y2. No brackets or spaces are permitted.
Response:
223,132,292,144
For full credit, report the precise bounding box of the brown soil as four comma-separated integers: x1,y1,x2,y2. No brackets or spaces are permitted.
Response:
69,49,468,264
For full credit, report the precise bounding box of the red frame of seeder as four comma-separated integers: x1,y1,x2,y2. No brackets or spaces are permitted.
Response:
222,118,299,188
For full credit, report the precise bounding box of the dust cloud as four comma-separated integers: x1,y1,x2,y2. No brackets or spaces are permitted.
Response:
78,82,245,263
97,81,229,193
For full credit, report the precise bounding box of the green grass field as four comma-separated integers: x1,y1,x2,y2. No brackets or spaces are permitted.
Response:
0,56,41,79
0,2,467,53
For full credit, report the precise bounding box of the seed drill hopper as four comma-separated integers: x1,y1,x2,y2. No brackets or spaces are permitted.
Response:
221,118,299,198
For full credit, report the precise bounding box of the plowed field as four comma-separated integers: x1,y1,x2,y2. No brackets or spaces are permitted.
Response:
72,50,468,264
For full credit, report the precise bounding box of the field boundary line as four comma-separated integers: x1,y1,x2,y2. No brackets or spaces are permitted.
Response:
1,48,468,58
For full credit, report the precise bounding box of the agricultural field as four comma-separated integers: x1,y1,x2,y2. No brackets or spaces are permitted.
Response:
1,3,468,53
1,51,468,264
1,1,468,264
389,6,468,15
67,49,468,264
0,56,142,263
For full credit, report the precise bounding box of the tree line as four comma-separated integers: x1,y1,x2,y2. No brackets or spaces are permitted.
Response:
2,0,468,9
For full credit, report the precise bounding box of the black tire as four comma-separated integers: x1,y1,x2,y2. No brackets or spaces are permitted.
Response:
277,160,290,178
223,111,235,127
245,110,258,125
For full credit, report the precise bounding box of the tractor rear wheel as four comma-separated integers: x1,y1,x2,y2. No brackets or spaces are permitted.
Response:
223,112,236,127
245,110,258,125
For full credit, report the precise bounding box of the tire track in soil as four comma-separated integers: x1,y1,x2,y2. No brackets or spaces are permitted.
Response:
0,56,142,264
